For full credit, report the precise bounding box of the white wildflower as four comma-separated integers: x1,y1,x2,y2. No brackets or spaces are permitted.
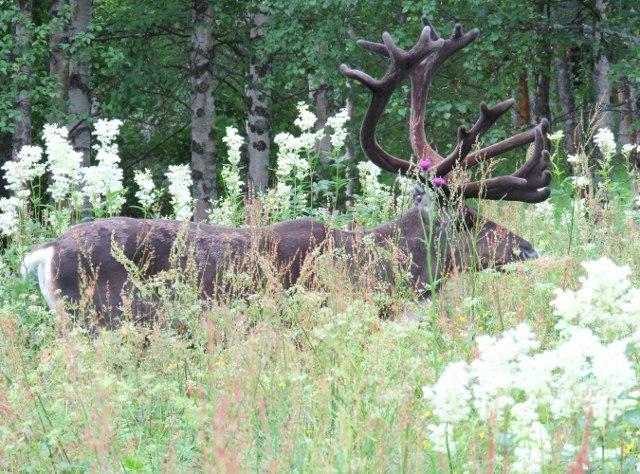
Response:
570,176,590,188
326,106,350,150
43,123,83,204
552,257,640,340
426,423,456,454
622,143,637,157
567,153,585,165
166,164,193,220
210,126,245,226
531,200,554,220
221,125,243,166
547,129,564,143
134,169,158,211
2,145,46,200
0,197,20,236
422,361,471,425
593,127,616,160
293,102,317,132
83,118,125,215
357,161,392,210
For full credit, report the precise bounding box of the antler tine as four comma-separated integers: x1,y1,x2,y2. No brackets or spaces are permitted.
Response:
458,119,552,203
409,19,480,164
340,26,444,174
432,98,515,178
461,120,549,170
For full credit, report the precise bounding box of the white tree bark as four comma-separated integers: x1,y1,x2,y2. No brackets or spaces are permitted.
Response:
554,46,578,154
308,75,331,162
49,0,69,122
593,0,612,130
245,11,270,192
68,0,92,167
190,0,216,221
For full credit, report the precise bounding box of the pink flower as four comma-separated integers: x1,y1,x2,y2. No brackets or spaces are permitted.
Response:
432,176,445,187
419,159,432,171
415,194,423,202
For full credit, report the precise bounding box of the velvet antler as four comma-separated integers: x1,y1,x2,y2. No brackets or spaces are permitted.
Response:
343,17,552,205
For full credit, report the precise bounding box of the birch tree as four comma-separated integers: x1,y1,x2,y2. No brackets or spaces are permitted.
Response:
245,9,270,192
68,0,92,167
190,0,216,220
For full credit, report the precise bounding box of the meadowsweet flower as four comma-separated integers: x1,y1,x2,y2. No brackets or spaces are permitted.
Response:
0,197,20,236
274,132,310,179
593,127,616,160
83,119,125,215
166,164,193,220
210,126,245,226
532,200,554,220
567,153,584,165
552,257,640,340
43,123,83,205
547,129,564,142
622,143,639,157
221,125,243,166
357,161,392,213
134,169,158,211
293,102,317,132
326,106,350,150
422,361,471,424
2,145,46,200
570,176,590,188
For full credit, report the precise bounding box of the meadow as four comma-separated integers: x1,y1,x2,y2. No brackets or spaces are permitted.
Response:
1,112,640,473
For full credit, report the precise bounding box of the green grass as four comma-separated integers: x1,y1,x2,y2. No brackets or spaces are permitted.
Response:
1,194,640,472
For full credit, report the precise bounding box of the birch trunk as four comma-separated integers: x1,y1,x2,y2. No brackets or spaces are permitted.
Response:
49,0,69,122
68,0,92,167
593,0,612,130
190,0,216,221
12,0,33,160
309,76,331,162
245,11,270,193
554,46,578,154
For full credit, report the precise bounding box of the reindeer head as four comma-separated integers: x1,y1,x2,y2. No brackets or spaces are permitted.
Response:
341,17,551,272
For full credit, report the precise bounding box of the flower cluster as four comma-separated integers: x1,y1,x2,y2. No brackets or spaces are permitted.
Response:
622,143,640,157
83,119,125,215
2,145,46,200
134,169,159,214
356,161,392,214
166,164,193,220
325,107,350,150
209,126,245,226
547,129,564,143
293,102,317,132
552,257,640,340
422,257,640,472
593,127,616,161
0,197,20,236
42,123,84,206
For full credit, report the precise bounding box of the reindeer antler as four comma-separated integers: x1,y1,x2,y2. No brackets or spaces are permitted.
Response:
343,17,552,205
459,119,551,203
340,26,444,173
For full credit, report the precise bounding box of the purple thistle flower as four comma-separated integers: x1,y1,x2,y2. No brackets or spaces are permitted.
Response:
419,159,432,171
432,176,446,187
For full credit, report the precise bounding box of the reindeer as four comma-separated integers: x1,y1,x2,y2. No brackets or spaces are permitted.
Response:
22,18,551,327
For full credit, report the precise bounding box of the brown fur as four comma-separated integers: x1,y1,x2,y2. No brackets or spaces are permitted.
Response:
39,205,537,327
